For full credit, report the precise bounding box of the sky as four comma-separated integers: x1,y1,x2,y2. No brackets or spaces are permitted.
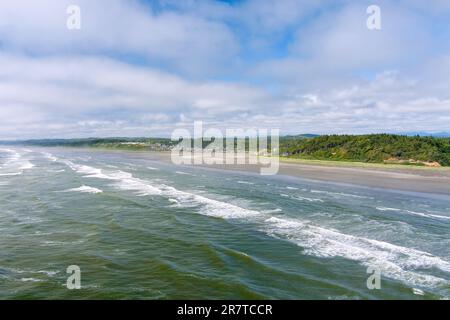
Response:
0,0,449,139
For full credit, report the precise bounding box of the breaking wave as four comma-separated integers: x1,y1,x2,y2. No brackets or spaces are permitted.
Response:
376,207,450,221
62,159,450,295
62,185,103,194
0,149,34,176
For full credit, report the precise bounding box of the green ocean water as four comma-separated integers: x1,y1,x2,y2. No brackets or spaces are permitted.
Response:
0,147,449,299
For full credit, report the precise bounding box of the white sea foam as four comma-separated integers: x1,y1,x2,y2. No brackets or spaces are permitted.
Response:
64,161,257,218
376,207,450,221
0,148,16,154
0,172,21,176
280,192,323,202
111,172,162,196
62,159,450,293
405,210,450,221
38,270,59,277
311,189,372,199
1,267,54,281
286,186,299,190
262,208,283,214
16,216,43,225
20,278,42,282
63,161,162,196
175,171,195,176
264,216,450,288
160,185,259,219
412,288,425,296
41,240,85,246
42,152,57,162
376,207,402,212
237,181,255,185
292,195,324,203
147,166,159,171
63,185,103,194
19,161,34,170
47,169,65,173
0,149,34,176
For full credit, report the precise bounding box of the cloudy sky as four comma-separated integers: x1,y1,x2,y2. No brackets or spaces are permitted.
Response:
0,0,449,139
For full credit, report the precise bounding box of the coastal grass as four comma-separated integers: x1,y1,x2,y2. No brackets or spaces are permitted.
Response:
278,156,450,171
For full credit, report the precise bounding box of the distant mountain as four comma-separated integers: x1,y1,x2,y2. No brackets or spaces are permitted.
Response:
401,132,450,138
281,134,319,139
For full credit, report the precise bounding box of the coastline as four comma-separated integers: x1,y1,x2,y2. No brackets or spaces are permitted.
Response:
277,159,450,197
14,146,450,197
120,150,450,197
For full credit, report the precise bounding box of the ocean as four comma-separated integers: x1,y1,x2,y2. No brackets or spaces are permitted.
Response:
0,147,449,299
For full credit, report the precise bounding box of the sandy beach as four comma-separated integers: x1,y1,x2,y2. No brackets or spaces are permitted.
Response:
276,161,450,197
31,147,450,196
116,151,450,197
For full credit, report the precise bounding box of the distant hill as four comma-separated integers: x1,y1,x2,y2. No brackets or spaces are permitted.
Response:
280,134,450,166
0,137,175,151
402,132,450,138
281,134,319,139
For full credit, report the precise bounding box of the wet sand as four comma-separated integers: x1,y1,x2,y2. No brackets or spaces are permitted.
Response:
41,148,450,197
138,152,450,197
276,161,450,196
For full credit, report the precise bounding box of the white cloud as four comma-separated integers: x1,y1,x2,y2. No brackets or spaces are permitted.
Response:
0,53,275,138
0,0,449,138
291,4,428,68
1,52,449,139
0,0,239,76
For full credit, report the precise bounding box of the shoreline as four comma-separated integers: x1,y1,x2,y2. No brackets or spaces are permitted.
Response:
276,160,450,197
116,150,450,197
16,147,450,196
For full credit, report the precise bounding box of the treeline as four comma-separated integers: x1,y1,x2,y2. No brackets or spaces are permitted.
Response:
280,134,450,166
1,137,175,150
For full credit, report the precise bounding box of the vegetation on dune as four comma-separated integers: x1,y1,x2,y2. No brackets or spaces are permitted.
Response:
280,134,450,166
